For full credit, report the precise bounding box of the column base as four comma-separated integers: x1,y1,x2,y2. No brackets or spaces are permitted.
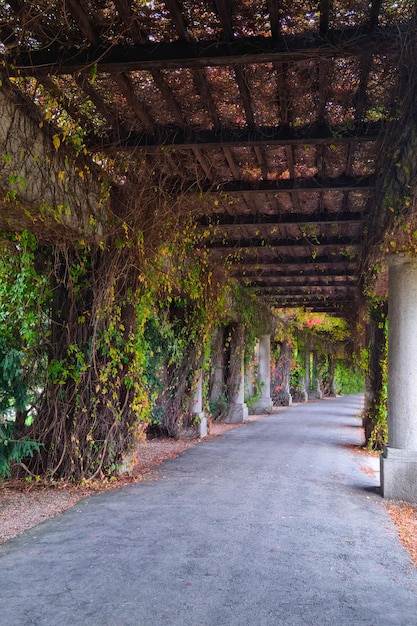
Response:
197,414,208,438
250,397,273,415
224,403,248,423
380,446,417,504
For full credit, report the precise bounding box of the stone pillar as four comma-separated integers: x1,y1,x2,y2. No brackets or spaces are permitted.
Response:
313,352,323,399
210,329,225,403
252,334,273,414
380,255,417,503
225,350,248,423
190,369,208,438
301,350,310,402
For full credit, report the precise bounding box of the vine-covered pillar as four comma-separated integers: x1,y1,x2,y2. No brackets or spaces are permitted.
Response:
190,369,208,438
381,255,417,503
224,324,248,423
31,242,148,479
252,334,273,414
209,327,226,415
271,339,292,406
301,349,310,402
312,351,322,399
328,355,336,397
363,300,387,448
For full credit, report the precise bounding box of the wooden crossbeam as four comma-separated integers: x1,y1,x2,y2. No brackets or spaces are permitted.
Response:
235,266,356,278
235,259,356,269
8,27,402,75
94,123,382,150
196,177,373,198
230,256,358,268
198,210,364,227
243,277,357,288
206,235,360,249
264,296,353,303
253,284,357,293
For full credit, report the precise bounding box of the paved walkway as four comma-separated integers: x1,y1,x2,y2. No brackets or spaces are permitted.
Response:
1,395,417,625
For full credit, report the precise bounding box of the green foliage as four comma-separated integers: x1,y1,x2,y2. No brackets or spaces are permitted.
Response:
0,231,50,419
333,361,365,394
0,420,41,478
289,350,307,401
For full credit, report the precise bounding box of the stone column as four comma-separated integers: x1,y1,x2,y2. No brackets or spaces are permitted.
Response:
313,352,323,399
190,369,208,438
225,350,248,423
301,350,310,402
380,255,417,503
252,334,273,414
328,355,337,397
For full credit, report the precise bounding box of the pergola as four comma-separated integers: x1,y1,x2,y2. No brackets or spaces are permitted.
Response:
1,1,412,314
1,2,417,501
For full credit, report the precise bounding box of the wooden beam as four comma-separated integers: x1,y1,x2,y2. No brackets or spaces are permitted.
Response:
267,0,282,37
212,0,234,38
164,0,191,41
206,235,360,249
264,296,353,303
9,27,402,75
74,75,125,131
197,176,375,196
243,277,357,288
319,0,331,36
253,291,357,302
113,0,148,44
198,209,365,226
94,122,382,150
66,0,99,45
232,258,357,269
369,0,384,27
235,266,356,278
113,73,155,132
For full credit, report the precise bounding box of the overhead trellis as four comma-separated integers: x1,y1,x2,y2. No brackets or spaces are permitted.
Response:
0,0,415,312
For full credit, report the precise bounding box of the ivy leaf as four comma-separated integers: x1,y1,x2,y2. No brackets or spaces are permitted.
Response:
52,134,61,151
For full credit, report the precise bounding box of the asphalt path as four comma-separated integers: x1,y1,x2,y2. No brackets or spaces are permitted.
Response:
1,394,417,626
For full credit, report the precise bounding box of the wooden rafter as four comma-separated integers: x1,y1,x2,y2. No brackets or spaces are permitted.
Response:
232,257,358,269
194,175,374,196
369,0,384,27
66,0,99,45
198,210,364,227
259,288,357,297
113,0,148,43
206,236,360,249
164,0,191,41
212,0,266,177
267,0,282,37
236,267,356,279
9,28,402,75
113,73,155,132
94,123,382,151
74,75,126,132
319,0,331,36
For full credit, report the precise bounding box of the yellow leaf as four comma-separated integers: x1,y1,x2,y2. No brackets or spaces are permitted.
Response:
58,170,65,182
52,134,61,151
